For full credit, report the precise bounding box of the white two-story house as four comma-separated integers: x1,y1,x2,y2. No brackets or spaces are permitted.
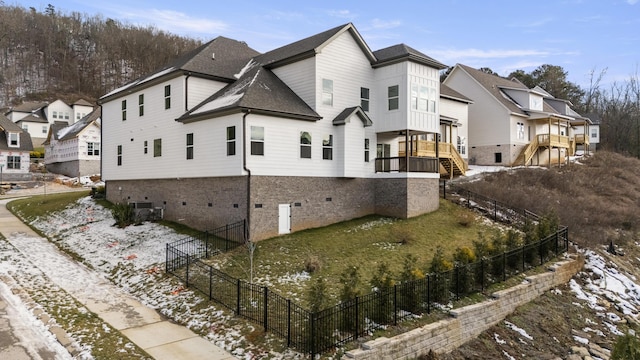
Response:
43,108,101,177
0,114,33,181
443,64,594,167
99,23,447,241
5,99,94,147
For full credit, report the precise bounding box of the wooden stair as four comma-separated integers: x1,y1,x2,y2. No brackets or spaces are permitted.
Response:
512,136,540,167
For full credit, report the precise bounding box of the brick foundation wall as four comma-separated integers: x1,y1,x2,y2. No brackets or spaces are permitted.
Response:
375,177,439,218
343,255,585,360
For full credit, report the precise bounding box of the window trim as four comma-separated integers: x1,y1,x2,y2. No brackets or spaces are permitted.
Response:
153,138,161,157
87,142,100,156
138,94,144,116
360,87,370,112
364,138,370,162
300,131,312,159
7,155,21,169
388,85,399,111
143,140,148,154
322,79,333,106
8,132,19,147
322,134,333,160
121,100,127,121
164,85,171,110
250,126,264,156
117,145,122,166
227,126,236,156
186,133,194,160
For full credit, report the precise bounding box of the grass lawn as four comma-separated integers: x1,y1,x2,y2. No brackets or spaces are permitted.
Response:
8,191,90,221
206,199,508,307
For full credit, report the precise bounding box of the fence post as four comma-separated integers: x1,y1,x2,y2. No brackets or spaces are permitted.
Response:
443,180,447,200
310,313,316,359
555,231,559,255
494,200,497,221
426,275,431,314
185,255,190,287
236,279,241,315
165,243,169,273
503,252,507,282
205,231,209,258
263,286,268,332
393,285,398,325
539,239,543,266
480,258,485,292
287,299,291,347
355,296,360,337
209,266,213,300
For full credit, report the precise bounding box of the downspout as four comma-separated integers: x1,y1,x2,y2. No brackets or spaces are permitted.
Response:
184,72,191,112
98,103,104,197
243,110,252,242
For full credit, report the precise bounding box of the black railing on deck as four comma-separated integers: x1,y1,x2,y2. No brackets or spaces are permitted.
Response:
375,156,439,173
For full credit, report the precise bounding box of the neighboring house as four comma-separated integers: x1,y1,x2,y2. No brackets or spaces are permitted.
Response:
43,108,101,177
99,23,449,241
0,114,33,181
4,99,94,147
443,64,594,166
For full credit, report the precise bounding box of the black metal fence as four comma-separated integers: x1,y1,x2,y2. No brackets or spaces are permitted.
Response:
166,190,569,357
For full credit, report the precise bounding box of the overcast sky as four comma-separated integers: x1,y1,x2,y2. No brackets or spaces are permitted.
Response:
10,0,640,88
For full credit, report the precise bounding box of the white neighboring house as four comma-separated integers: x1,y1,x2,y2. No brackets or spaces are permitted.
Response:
5,99,94,147
443,64,595,166
0,114,33,181
43,108,101,178
99,23,449,241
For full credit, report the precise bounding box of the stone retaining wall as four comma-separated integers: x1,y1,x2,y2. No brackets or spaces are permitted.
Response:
343,255,584,360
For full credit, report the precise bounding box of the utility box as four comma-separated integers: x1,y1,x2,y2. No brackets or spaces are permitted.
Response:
129,202,153,221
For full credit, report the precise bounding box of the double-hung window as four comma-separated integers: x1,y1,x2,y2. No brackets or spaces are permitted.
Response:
153,138,161,157
300,131,312,159
227,126,236,156
121,100,127,121
516,122,525,140
364,139,370,162
164,85,171,109
360,87,370,111
8,133,18,147
251,126,264,155
186,133,193,160
388,85,399,110
117,145,122,166
322,79,333,106
322,134,332,160
138,94,144,116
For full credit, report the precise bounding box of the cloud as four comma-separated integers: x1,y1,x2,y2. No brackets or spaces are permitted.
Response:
327,9,355,19
118,8,227,35
430,48,550,63
627,0,638,4
370,18,402,30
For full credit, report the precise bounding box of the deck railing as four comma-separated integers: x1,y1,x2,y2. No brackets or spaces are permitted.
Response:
375,156,439,173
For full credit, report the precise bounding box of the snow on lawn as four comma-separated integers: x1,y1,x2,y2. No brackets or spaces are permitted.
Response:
23,196,305,359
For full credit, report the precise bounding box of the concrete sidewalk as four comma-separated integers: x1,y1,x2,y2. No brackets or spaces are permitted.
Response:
0,199,235,360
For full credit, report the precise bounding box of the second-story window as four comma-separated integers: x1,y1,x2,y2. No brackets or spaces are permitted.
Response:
164,85,171,110
117,145,122,166
300,131,312,159
322,79,333,106
143,140,148,154
322,134,333,160
122,100,127,121
139,94,144,116
8,133,18,147
186,133,193,160
388,85,399,110
360,87,370,111
42,126,47,134
227,126,236,156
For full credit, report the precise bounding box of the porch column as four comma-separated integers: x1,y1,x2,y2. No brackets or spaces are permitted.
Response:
405,130,410,171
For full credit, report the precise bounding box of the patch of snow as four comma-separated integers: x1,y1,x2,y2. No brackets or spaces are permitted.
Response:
504,321,533,340
494,333,506,345
502,350,516,360
573,335,589,344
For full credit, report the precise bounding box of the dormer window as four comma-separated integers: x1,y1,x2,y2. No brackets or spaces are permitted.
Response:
8,132,19,147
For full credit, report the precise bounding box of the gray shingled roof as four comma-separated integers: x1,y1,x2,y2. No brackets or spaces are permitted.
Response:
100,37,261,101
255,23,375,68
440,83,473,103
373,44,447,69
17,113,48,124
177,64,320,122
332,107,373,126
73,99,94,107
0,114,33,151
9,101,48,113
455,64,529,116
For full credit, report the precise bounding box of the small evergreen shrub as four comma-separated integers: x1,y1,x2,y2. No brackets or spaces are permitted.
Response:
304,255,322,273
111,202,135,228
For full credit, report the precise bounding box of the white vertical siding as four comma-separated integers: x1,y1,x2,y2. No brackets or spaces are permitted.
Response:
272,58,316,109
374,62,407,133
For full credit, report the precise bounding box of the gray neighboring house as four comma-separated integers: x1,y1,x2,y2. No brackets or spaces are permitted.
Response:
0,114,33,181
43,108,101,178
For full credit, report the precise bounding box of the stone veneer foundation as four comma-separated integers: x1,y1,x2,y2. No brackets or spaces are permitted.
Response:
105,175,440,241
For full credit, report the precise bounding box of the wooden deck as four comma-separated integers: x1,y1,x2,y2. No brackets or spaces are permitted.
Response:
398,140,466,177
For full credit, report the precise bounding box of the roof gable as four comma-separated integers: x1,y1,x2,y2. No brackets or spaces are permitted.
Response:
255,23,376,68
373,44,447,69
332,107,373,127
0,114,33,151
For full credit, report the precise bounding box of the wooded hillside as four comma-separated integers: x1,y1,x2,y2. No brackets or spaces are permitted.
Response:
0,3,201,107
